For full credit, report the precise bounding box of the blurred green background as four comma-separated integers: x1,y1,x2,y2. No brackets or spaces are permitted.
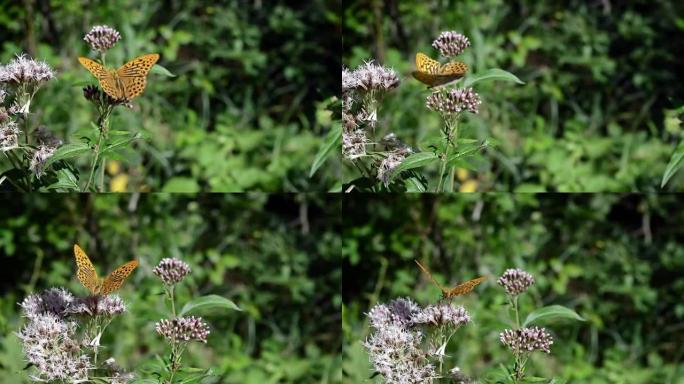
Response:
343,0,684,191
0,0,341,191
342,194,684,383
0,193,341,383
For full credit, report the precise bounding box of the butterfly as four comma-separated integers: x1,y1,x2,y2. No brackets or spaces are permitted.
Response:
414,259,485,299
78,53,159,101
411,52,468,88
74,244,138,295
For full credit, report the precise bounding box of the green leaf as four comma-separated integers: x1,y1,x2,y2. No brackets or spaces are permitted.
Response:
45,169,80,191
463,68,525,88
151,64,176,77
179,294,241,316
44,143,91,168
387,152,439,182
523,305,585,327
310,122,341,177
161,177,200,193
661,139,684,187
102,133,143,155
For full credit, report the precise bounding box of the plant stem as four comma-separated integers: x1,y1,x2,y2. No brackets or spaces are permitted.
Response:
85,110,110,192
436,118,458,192
23,114,33,191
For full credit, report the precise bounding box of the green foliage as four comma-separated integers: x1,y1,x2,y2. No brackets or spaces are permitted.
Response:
0,194,341,383
0,0,340,191
342,194,684,382
343,0,684,191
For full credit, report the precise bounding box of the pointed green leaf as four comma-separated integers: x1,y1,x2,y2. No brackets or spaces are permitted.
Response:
523,305,585,327
463,68,525,88
179,294,241,316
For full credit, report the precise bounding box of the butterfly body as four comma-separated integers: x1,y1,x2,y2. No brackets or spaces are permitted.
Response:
412,52,467,88
414,259,485,299
74,244,138,295
78,53,159,101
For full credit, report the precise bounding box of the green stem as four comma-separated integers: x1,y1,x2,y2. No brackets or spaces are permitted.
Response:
85,111,110,192
23,114,33,192
436,118,458,192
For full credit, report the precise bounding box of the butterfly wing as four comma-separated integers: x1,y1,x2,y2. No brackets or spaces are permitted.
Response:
116,53,159,100
78,57,123,99
415,52,441,74
412,53,467,88
414,259,448,295
100,260,138,295
74,244,100,294
447,276,486,297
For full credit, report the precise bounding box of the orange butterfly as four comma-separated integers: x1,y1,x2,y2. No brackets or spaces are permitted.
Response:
411,52,467,88
73,244,138,295
78,54,159,101
415,259,485,299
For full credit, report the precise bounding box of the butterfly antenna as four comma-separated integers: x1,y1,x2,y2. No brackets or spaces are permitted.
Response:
414,259,447,292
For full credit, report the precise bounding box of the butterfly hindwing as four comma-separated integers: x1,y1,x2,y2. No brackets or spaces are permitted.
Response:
100,260,138,295
74,244,100,294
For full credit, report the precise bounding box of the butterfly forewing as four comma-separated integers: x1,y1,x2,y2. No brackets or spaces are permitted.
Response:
412,52,468,88
101,260,138,295
117,53,159,100
446,276,487,298
78,57,124,99
74,244,100,294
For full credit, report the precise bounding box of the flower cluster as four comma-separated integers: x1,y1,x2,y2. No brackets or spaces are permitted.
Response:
497,268,535,296
364,298,436,383
432,31,470,58
500,326,554,354
352,61,400,92
20,287,74,320
377,150,409,187
153,258,191,285
67,295,127,317
84,25,121,53
155,316,211,343
0,116,19,151
342,67,359,95
412,302,471,328
364,297,473,382
17,312,92,382
0,54,55,88
342,128,367,160
29,144,57,177
426,87,481,115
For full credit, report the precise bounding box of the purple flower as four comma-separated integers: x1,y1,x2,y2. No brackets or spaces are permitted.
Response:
156,316,210,343
67,295,127,317
29,144,57,177
500,326,553,354
353,61,400,92
84,25,121,53
432,31,470,58
17,312,91,381
0,54,55,86
426,87,481,115
153,258,191,285
20,288,74,320
412,303,471,328
497,268,535,296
